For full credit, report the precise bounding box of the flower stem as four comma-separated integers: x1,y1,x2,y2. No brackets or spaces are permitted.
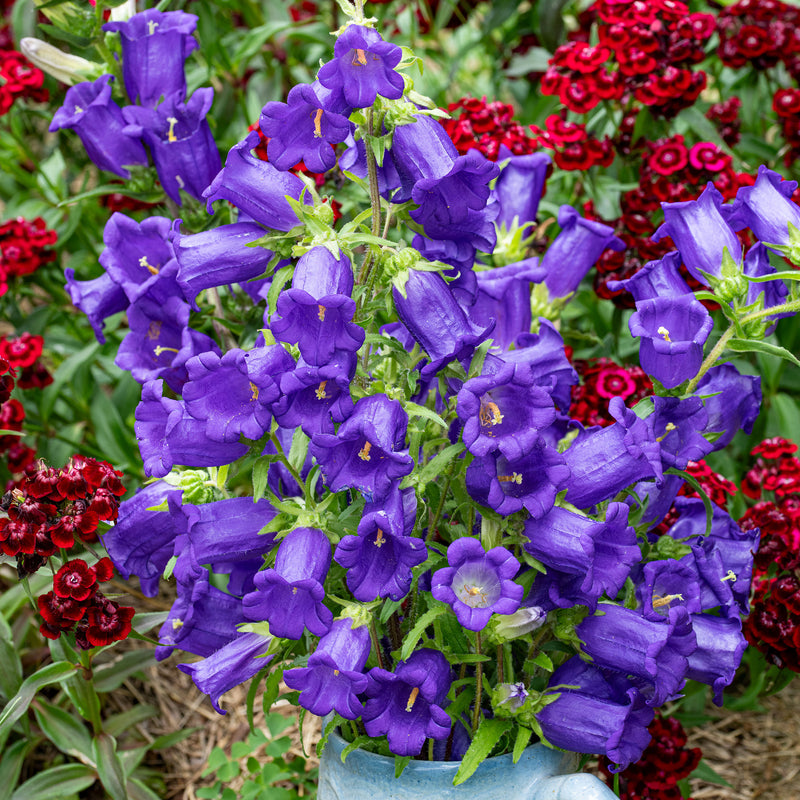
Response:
496,644,504,684
368,617,385,670
472,631,483,734
683,325,735,397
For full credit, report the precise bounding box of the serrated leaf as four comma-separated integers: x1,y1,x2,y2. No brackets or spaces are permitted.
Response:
400,602,448,661
415,443,464,488
288,427,310,472
403,400,447,429
340,735,372,763
9,764,96,800
512,726,533,763
531,652,554,671
453,717,512,785
266,264,295,320
252,458,270,503
261,665,285,715
727,337,800,368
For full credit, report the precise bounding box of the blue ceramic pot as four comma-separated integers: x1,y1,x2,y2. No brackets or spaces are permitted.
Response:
318,731,618,800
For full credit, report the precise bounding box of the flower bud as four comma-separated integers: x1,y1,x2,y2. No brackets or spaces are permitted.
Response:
20,38,99,85
488,606,546,643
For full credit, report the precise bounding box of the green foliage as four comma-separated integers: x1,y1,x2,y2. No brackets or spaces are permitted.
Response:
198,715,317,800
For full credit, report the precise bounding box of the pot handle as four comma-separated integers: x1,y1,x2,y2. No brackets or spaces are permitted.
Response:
530,773,619,800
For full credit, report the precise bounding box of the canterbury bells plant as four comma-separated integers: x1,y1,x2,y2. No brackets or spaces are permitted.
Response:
58,0,800,784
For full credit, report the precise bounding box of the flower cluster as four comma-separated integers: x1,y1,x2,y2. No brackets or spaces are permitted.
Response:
61,6,793,780
773,89,800,168
0,455,132,648
716,0,800,77
0,216,58,297
0,333,53,390
50,9,219,204
739,438,800,672
542,0,713,119
570,357,652,428
529,114,614,172
0,25,48,116
599,714,701,800
439,96,537,161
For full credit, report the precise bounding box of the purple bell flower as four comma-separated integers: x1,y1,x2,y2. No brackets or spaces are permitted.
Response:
310,395,414,500
431,538,522,631
576,605,696,706
270,247,364,365
466,439,570,518
648,396,711,470
410,150,500,252
135,380,248,478
242,527,333,640
362,649,452,757
696,364,761,452
102,482,184,597
182,344,295,443
456,356,556,461
389,113,459,203
540,206,625,300
64,269,129,344
653,183,741,285
685,613,746,706
123,89,221,205
317,24,404,108
178,630,274,714
523,502,640,611
115,293,218,392
276,351,356,436
393,269,495,378
203,131,311,230
743,243,790,333
259,82,351,173
466,258,545,352
334,489,426,602
727,165,800,247
98,213,177,305
172,221,276,307
284,618,371,719
48,74,148,177
492,146,551,230
634,558,704,622
157,566,245,660
629,294,713,390
606,251,691,303
563,397,663,509
536,657,654,772
103,9,198,107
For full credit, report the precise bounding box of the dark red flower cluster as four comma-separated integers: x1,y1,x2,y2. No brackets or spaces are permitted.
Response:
0,333,53,389
0,354,35,478
543,0,713,119
736,439,800,672
706,97,742,148
0,216,58,296
772,89,800,167
717,0,800,78
38,557,134,648
600,714,702,799
0,33,48,117
678,460,738,509
439,96,537,161
529,114,614,172
569,357,652,428
0,455,125,564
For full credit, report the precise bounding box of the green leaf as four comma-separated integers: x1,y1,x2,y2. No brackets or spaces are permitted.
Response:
340,735,372,763
10,764,96,800
261,665,285,716
745,270,800,283
689,759,733,788
531,652,554,672
40,341,101,422
246,663,271,731
453,718,512,785
399,602,448,661
726,337,800,369
104,704,159,737
132,612,168,634
394,756,411,779
93,650,155,693
61,671,102,727
288,426,310,472
414,443,464,488
266,264,295,320
512,726,533,763
0,613,22,700
0,739,37,800
92,734,128,800
252,457,270,503
403,400,447,429
33,700,93,764
0,662,76,741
